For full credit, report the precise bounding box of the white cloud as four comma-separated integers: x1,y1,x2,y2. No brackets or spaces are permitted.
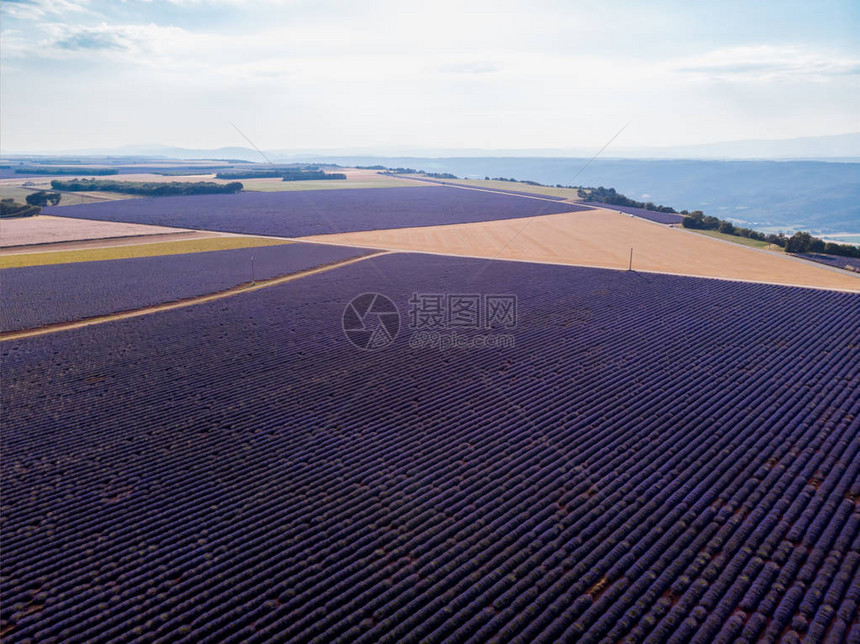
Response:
674,45,860,81
3,22,193,61
438,61,504,75
2,1,858,152
1,0,90,20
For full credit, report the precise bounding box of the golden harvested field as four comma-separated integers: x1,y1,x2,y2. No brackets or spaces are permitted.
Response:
0,215,189,247
300,207,860,292
0,235,289,268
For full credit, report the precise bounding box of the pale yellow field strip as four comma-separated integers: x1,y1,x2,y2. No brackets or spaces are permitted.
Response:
1,215,192,248
0,236,291,269
299,208,860,292
1,251,389,341
0,231,219,255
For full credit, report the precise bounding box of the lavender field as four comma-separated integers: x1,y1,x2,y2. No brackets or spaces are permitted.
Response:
43,186,586,237
795,252,860,273
0,242,370,332
3,253,858,642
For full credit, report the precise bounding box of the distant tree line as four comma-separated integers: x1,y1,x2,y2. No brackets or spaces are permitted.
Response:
681,211,859,257
784,231,858,257
578,186,678,213
380,167,423,174
51,179,244,196
572,184,858,259
682,211,784,244
17,167,119,176
485,176,543,186
1,199,40,218
361,166,458,179
215,169,346,181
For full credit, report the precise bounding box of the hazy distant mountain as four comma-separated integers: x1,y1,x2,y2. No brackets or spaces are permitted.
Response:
617,132,860,160
5,132,859,161
110,145,262,160
270,132,860,160
3,145,263,162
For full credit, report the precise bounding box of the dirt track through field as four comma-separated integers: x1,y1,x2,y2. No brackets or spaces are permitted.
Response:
1,251,389,341
299,208,860,292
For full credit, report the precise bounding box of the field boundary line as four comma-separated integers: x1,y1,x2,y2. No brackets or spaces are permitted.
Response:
1,251,390,341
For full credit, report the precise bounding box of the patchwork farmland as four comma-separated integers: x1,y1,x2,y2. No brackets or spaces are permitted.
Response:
2,167,859,643
2,252,859,642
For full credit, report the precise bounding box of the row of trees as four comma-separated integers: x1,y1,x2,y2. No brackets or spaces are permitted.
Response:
359,166,458,179
575,184,858,259
577,186,678,213
51,179,244,196
784,231,859,256
682,210,859,257
485,176,542,186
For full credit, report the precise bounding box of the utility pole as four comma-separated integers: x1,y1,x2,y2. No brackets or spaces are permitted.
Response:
251,256,256,284
628,247,633,271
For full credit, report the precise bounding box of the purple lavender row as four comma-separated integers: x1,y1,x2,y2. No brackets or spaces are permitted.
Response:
43,186,587,238
2,254,859,642
794,252,860,273
0,242,371,332
583,201,685,224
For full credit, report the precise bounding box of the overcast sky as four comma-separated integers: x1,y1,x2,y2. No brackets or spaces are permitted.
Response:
2,0,858,153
